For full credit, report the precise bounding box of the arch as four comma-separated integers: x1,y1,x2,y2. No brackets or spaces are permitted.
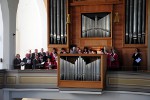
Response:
16,0,47,59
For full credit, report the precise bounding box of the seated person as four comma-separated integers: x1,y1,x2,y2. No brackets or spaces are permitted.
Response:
22,53,32,69
14,54,22,69
32,55,43,69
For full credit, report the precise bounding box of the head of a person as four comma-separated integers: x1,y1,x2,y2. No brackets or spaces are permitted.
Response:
41,48,44,52
135,48,140,53
25,53,29,58
16,54,20,59
53,48,57,52
35,49,38,53
61,48,65,52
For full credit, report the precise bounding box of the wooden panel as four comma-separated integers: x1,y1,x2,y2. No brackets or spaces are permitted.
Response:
20,76,57,84
109,77,150,87
81,5,113,13
80,39,111,47
6,76,16,84
58,80,103,89
0,77,3,84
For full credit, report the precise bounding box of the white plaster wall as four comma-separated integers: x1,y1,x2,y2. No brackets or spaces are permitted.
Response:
0,3,3,69
7,0,19,69
0,0,10,69
16,0,47,59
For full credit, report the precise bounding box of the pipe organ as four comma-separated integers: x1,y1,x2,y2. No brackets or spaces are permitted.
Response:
125,0,146,44
82,13,111,38
50,0,67,44
58,54,107,89
60,56,101,81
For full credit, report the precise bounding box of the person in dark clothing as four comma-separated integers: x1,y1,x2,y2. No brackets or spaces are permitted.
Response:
22,53,32,69
132,48,141,71
14,54,22,69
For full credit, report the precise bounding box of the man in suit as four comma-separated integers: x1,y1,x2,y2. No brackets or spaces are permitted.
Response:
22,53,32,69
32,55,42,69
14,54,22,69
32,49,40,60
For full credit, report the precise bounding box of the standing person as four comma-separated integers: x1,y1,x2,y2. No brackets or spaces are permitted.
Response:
132,48,141,71
109,49,119,70
14,54,22,69
32,55,42,69
39,48,46,56
32,49,40,60
50,48,58,69
28,50,32,59
22,53,32,69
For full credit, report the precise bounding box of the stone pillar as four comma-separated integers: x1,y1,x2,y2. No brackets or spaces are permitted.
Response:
148,0,150,70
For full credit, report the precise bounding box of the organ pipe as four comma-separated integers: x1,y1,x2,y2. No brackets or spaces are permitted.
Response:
141,0,146,44
50,0,67,44
129,0,133,44
125,0,146,44
60,57,101,81
50,0,54,44
53,0,57,44
133,0,138,44
137,0,142,43
125,0,129,44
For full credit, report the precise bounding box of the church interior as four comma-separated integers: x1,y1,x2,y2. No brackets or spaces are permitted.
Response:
0,0,150,100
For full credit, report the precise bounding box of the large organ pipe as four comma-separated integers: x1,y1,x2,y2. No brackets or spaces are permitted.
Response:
57,0,61,44
133,0,138,44
60,0,64,44
95,15,98,37
125,0,146,44
137,0,142,44
53,0,57,44
82,15,86,37
106,14,110,37
125,0,129,44
141,0,146,44
50,0,54,44
129,0,133,44
64,0,67,44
